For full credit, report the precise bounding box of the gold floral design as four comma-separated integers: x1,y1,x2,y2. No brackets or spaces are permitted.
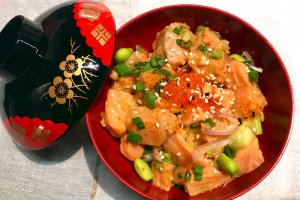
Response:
41,38,99,114
48,76,74,105
59,55,83,78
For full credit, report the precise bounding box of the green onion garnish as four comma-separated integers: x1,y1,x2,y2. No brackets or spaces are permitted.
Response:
190,123,199,128
132,117,145,129
248,68,259,82
193,165,203,181
114,63,134,77
211,49,223,59
143,145,152,155
168,75,178,81
176,39,192,49
127,131,142,144
202,118,216,127
144,91,156,109
178,173,183,179
162,152,172,163
154,161,160,170
223,144,236,159
185,172,191,180
155,55,165,67
153,69,171,78
134,82,145,91
196,26,206,34
173,26,183,35
194,174,202,181
150,57,158,68
198,44,209,54
135,62,152,72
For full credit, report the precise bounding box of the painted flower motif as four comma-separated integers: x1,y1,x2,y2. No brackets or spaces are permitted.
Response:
48,76,74,104
59,55,83,78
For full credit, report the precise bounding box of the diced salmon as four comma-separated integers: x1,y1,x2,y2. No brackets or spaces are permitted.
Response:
105,89,138,137
125,107,180,146
138,71,164,90
120,134,144,161
234,137,264,174
151,162,175,191
163,129,195,165
184,166,231,196
152,23,192,68
125,48,149,66
111,76,135,93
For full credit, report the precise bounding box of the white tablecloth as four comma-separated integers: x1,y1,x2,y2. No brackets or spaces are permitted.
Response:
0,0,299,199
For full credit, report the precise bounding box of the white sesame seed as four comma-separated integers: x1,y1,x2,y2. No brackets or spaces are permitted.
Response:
201,70,205,74
229,100,235,105
172,103,177,107
210,109,216,114
191,60,195,65
111,109,116,113
184,51,189,56
165,59,168,62
166,63,171,68
132,110,138,114
190,52,193,56
155,122,159,128
196,134,200,139
205,59,210,65
181,124,184,128
182,61,186,65
176,152,182,156
252,127,257,132
189,96,193,101
170,48,175,52
129,60,134,65
232,109,236,112
145,88,150,91
207,48,212,51
225,78,231,83
192,108,196,113
206,75,211,80
132,85,136,90
246,69,251,73
227,125,232,129
161,109,166,113
186,78,191,82
161,155,165,159
204,98,209,103
210,106,215,110
125,85,131,89
227,67,231,72
160,82,168,86
160,167,164,171
155,92,160,98
233,85,237,90
117,104,121,109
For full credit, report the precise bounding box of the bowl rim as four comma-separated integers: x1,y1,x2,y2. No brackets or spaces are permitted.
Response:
86,4,294,200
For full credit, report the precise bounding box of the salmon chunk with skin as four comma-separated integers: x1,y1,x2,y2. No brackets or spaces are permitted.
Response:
105,89,138,137
125,107,180,146
152,23,193,68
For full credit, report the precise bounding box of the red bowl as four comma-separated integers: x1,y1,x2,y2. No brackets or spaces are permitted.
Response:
86,4,294,200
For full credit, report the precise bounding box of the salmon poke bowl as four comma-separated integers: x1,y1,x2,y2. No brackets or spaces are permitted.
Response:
86,5,293,200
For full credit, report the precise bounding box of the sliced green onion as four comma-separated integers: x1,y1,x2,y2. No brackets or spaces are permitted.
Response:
223,144,236,159
230,54,246,62
211,49,223,59
173,26,183,35
114,63,134,77
155,55,165,67
185,172,191,180
178,173,183,179
194,174,202,181
127,131,142,144
168,75,178,81
198,44,209,54
214,31,222,39
248,68,259,82
162,152,172,163
153,69,171,78
153,78,166,94
132,117,145,129
190,123,199,128
243,60,252,66
134,82,145,91
150,57,158,68
144,91,156,109
143,145,152,155
176,39,192,49
193,165,203,175
202,118,216,127
135,62,152,72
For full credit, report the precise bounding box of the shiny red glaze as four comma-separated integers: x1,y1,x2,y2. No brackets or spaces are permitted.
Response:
86,5,294,200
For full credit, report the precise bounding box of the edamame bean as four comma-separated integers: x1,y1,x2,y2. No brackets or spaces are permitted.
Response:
217,153,238,175
134,158,152,181
114,48,133,63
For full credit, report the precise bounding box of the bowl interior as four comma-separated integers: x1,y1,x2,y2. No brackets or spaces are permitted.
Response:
86,5,293,200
